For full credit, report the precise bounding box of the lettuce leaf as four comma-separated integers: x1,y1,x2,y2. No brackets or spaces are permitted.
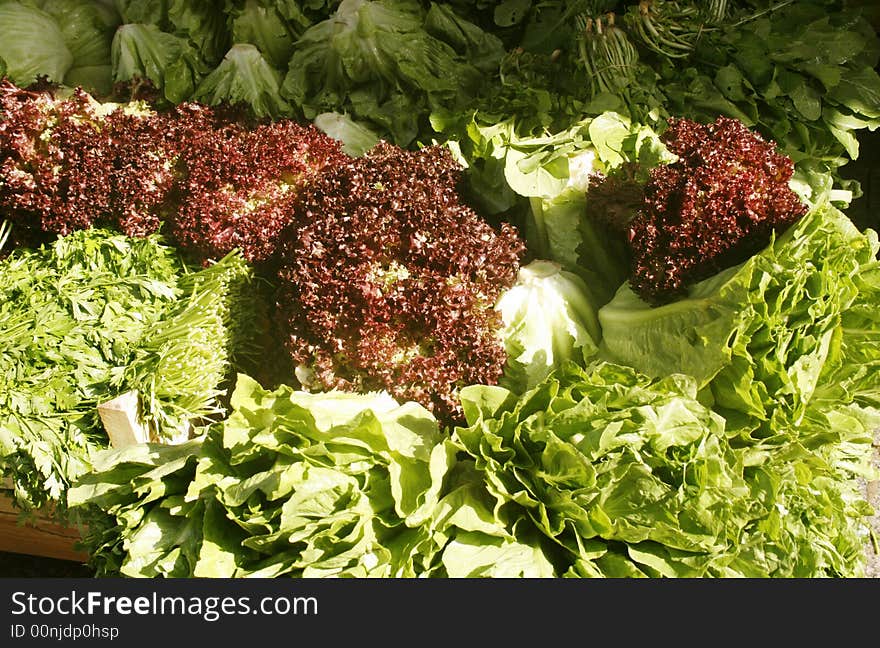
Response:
166,0,231,66
111,23,203,103
312,111,380,156
598,201,877,435
71,374,460,577
281,0,500,146
0,2,73,85
454,362,751,577
192,43,291,118
40,0,120,68
454,359,877,577
229,0,305,69
67,438,204,577
496,259,601,393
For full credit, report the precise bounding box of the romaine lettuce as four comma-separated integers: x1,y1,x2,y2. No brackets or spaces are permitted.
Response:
192,43,291,118
280,0,501,146
71,374,459,577
111,23,202,103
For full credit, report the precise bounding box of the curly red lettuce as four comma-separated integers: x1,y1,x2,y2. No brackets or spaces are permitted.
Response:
275,142,526,423
0,79,181,245
627,116,808,305
0,79,348,265
167,116,347,265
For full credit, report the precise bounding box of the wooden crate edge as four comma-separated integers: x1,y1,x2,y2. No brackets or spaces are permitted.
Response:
0,489,89,564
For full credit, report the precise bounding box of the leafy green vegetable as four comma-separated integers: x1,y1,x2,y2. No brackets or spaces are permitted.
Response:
229,0,310,69
447,111,669,306
67,438,204,577
111,23,202,103
653,2,880,182
423,2,505,75
0,229,267,516
599,201,876,436
495,259,601,393
0,229,182,513
436,1,880,209
38,1,119,67
312,111,380,156
455,362,745,577
281,0,503,146
192,43,290,118
3,0,879,580
118,250,267,439
0,0,120,94
165,0,231,67
37,0,121,96
421,457,560,577
110,0,233,72
111,0,166,24
191,375,455,577
454,359,877,577
0,2,73,85
813,252,880,412
614,115,808,306
70,374,460,577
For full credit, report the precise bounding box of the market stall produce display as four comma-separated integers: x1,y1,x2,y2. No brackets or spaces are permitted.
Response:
1,0,879,578
0,228,266,515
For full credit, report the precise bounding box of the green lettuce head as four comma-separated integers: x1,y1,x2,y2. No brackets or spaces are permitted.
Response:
495,259,602,393
111,23,202,103
598,201,878,435
0,2,73,85
454,359,877,577
44,0,122,95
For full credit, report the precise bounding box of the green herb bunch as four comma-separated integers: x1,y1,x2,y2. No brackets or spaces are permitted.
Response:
0,229,268,516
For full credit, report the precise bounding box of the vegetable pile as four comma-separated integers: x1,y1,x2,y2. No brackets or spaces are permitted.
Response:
0,228,264,514
1,0,879,579
600,201,875,433
70,373,560,578
0,80,528,424
455,361,875,577
274,142,525,421
70,375,455,578
1,1,877,183
0,79,347,260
